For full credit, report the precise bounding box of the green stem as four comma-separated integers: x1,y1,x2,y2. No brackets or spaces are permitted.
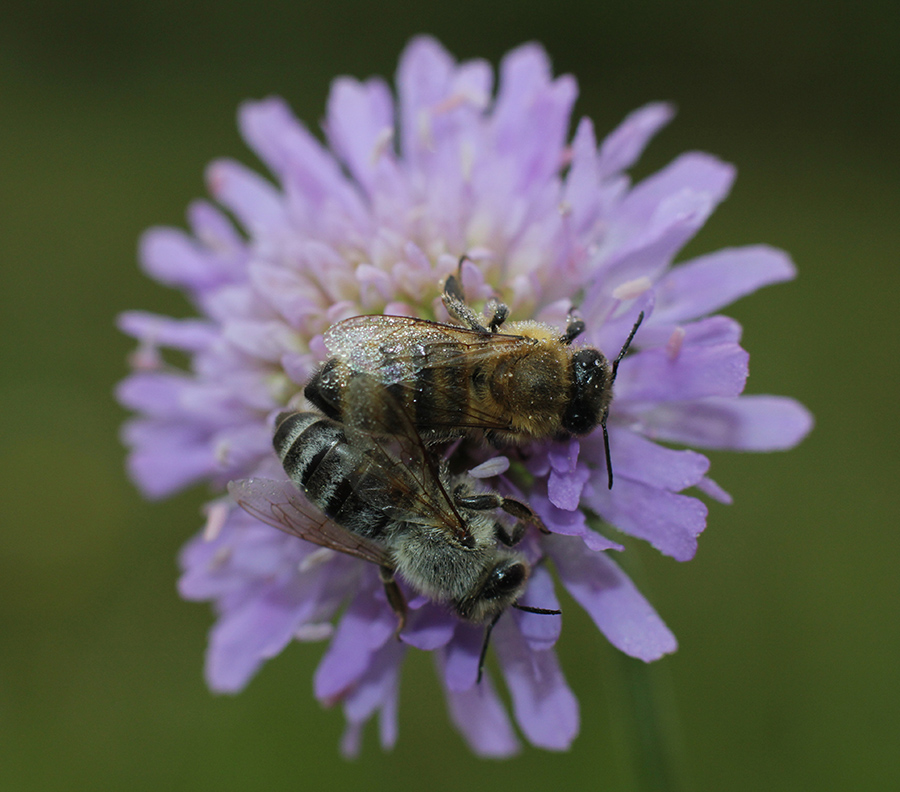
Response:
608,549,692,792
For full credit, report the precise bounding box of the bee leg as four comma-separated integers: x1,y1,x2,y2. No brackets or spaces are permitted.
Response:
379,566,407,639
456,493,550,537
485,298,509,332
560,313,586,345
497,496,550,535
492,520,526,547
443,275,490,333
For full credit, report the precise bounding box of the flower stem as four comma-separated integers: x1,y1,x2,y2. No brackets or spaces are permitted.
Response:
608,549,692,792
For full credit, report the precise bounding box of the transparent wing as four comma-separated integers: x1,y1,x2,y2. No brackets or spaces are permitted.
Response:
323,315,533,371
334,383,473,544
228,478,392,568
323,315,532,432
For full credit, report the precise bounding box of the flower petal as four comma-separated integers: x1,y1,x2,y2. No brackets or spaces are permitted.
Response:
238,97,367,225
442,622,483,692
121,420,216,498
531,493,624,553
654,245,796,324
513,565,561,651
546,534,677,660
400,602,456,650
493,616,579,750
313,584,396,704
118,311,217,352
139,227,230,293
441,664,521,757
597,102,676,178
584,477,708,562
205,576,315,693
340,639,405,756
206,158,287,241
325,75,400,195
636,394,814,451
614,343,749,402
589,428,710,491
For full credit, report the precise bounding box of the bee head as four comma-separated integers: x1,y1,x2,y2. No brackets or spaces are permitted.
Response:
561,348,611,435
455,556,529,623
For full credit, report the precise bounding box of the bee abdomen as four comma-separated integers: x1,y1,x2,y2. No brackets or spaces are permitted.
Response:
274,412,390,540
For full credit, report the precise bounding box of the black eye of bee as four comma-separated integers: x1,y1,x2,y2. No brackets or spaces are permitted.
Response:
482,561,527,601
562,349,608,435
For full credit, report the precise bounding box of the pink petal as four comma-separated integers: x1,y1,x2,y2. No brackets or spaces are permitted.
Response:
592,428,710,491
638,395,814,451
493,616,579,750
584,477,708,562
313,587,396,703
442,665,521,757
546,534,677,660
597,102,676,178
654,245,796,324
614,343,749,402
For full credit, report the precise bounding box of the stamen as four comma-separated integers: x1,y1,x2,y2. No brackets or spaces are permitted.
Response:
369,127,394,165
299,547,337,573
612,276,653,301
666,326,686,360
202,501,229,542
468,456,510,478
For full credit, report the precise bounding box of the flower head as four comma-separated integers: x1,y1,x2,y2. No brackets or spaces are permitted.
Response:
118,37,812,756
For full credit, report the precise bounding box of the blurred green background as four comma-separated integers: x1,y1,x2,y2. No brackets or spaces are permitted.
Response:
1,1,897,789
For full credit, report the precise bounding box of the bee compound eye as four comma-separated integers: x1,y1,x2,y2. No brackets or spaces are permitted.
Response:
483,561,527,600
562,349,608,435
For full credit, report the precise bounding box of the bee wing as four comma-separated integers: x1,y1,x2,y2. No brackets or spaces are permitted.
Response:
338,380,473,544
227,478,392,568
324,314,532,371
324,315,532,431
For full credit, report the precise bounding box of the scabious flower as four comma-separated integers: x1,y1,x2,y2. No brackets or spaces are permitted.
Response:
117,37,812,756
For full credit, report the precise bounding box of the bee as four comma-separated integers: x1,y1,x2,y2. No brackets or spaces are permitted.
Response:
229,384,557,676
304,269,643,488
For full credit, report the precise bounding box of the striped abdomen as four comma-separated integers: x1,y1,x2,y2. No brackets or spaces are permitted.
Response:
273,412,390,540
304,341,478,436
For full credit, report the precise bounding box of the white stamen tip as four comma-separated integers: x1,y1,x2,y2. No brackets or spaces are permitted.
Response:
612,276,653,301
666,326,686,359
468,456,510,478
294,623,334,642
202,501,230,542
369,127,394,166
299,547,336,573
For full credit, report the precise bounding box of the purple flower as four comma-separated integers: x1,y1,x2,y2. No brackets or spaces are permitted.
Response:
118,37,812,756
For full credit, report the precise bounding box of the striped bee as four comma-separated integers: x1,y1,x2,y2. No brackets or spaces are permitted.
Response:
305,270,642,488
230,393,557,663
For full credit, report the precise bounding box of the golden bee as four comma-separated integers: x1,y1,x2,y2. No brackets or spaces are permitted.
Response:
230,390,557,669
304,270,643,488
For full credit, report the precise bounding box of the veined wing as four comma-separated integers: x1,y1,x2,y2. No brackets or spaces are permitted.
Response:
228,478,392,568
338,383,474,544
323,315,534,373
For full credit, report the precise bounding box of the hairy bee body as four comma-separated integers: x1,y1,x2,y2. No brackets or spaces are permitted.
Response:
305,317,611,446
270,410,534,623
305,271,643,487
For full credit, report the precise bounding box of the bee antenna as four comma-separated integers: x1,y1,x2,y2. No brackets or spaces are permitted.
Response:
512,603,562,616
604,311,645,490
610,311,644,381
476,612,503,685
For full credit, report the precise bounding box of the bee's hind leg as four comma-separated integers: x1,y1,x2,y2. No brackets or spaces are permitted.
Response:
379,566,407,639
